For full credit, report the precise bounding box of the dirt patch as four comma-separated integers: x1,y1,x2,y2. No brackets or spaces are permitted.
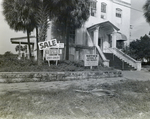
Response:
0,79,150,119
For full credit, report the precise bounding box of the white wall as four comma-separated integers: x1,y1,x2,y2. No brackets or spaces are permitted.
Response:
80,0,131,46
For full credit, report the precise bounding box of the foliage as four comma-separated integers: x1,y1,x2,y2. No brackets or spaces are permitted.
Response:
143,0,150,24
50,0,90,60
2,0,40,59
0,53,113,72
123,34,150,61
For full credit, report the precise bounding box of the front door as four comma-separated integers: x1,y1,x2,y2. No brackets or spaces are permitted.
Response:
108,34,112,48
98,38,103,50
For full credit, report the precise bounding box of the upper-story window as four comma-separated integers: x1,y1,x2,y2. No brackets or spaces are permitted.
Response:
69,27,75,44
116,8,122,18
90,1,97,16
101,2,107,13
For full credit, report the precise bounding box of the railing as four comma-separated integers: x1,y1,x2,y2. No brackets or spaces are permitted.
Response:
96,46,109,67
86,30,94,47
86,30,109,67
109,48,141,70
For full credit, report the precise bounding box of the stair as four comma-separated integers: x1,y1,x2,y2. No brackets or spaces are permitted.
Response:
104,53,135,70
107,48,141,70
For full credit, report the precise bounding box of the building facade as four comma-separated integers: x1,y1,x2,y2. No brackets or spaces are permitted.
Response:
67,0,131,60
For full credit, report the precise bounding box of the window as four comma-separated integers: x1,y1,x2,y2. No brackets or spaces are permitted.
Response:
101,2,107,13
90,1,97,16
116,8,122,18
69,27,75,44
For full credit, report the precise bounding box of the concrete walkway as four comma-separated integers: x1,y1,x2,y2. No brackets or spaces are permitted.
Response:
122,70,150,81
0,70,150,94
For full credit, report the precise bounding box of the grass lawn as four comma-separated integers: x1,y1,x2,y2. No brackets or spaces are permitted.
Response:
0,80,150,119
0,53,114,72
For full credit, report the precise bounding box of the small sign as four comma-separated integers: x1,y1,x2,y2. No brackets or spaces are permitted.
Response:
45,49,62,55
46,55,60,61
84,54,99,66
58,43,64,48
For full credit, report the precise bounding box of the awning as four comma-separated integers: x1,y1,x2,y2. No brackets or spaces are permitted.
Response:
10,36,36,45
115,32,127,41
87,21,120,33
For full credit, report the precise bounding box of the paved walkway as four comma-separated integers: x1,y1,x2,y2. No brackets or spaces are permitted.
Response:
123,70,150,81
0,70,150,94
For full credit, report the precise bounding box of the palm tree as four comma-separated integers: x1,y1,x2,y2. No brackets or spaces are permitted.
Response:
143,0,150,24
50,0,90,60
35,3,50,65
2,0,40,59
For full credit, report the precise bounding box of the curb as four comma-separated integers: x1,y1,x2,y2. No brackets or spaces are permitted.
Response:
0,70,122,83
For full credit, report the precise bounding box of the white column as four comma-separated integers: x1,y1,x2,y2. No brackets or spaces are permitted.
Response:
93,27,99,46
111,32,116,48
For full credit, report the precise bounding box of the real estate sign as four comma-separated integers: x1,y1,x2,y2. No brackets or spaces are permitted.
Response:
38,39,64,66
84,54,99,66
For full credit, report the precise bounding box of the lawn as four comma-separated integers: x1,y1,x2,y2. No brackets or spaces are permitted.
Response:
0,53,113,72
0,80,150,119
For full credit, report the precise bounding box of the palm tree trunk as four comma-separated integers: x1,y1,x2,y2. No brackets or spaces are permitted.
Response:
36,27,39,62
27,30,32,59
36,27,43,66
65,19,70,60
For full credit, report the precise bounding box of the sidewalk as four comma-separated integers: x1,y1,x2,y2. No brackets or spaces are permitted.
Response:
122,70,150,81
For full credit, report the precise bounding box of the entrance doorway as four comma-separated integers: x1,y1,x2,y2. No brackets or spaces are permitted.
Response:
98,38,103,50
108,34,112,48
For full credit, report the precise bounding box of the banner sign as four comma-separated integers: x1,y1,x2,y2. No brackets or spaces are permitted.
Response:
84,54,99,66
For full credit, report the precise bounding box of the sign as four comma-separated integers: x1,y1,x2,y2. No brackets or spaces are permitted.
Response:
84,54,99,66
45,49,62,55
58,43,64,48
38,39,64,50
46,55,60,61
38,39,58,50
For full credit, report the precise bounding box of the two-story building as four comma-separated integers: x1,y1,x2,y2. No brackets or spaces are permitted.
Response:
46,0,141,70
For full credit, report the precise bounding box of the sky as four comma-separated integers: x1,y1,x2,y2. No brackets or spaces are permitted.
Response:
0,0,149,54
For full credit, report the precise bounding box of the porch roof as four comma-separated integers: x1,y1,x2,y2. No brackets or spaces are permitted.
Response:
10,36,35,45
87,21,120,32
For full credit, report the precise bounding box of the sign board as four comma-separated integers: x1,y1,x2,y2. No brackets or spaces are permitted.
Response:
46,54,60,61
58,43,64,48
45,49,62,55
84,54,99,66
38,39,64,50
38,39,58,50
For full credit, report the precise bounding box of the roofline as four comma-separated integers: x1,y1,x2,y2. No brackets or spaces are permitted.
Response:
10,36,35,41
87,21,120,31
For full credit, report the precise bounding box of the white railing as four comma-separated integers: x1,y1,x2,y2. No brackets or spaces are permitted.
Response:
109,48,141,70
86,30,94,47
86,30,109,67
96,46,109,67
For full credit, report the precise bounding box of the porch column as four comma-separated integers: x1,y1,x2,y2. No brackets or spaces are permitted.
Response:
93,27,99,53
94,27,99,46
112,32,116,48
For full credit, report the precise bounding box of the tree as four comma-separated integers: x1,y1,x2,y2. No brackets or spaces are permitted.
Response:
143,0,150,24
128,34,150,61
2,0,40,59
35,3,50,65
49,0,90,60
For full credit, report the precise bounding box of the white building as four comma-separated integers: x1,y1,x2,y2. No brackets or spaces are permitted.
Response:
62,0,141,70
